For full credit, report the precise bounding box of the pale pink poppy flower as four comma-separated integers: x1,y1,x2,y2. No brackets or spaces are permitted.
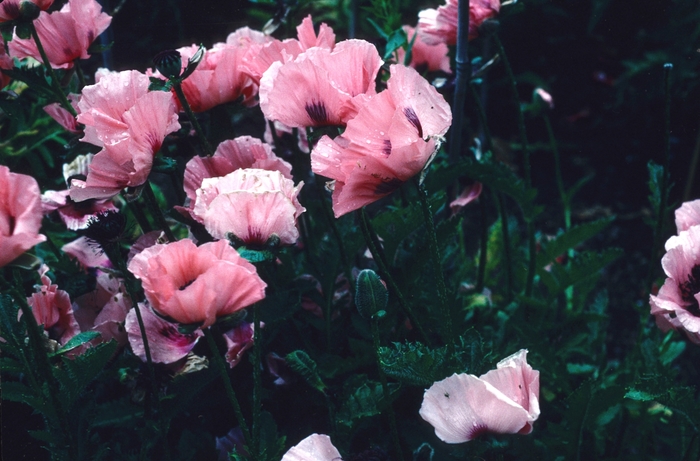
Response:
9,0,111,69
73,272,129,348
128,239,267,328
62,236,111,269
179,136,293,219
0,0,53,23
223,321,256,368
26,266,80,345
226,26,271,48
193,168,305,246
71,70,179,201
397,26,451,74
675,199,700,233
259,40,383,128
240,15,335,85
311,64,452,217
125,303,203,363
449,182,483,216
0,42,13,90
150,43,258,112
281,434,341,461
420,349,540,443
418,0,500,45
0,165,46,267
650,226,700,344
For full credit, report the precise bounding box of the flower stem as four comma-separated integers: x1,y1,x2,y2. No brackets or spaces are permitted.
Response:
415,179,452,344
370,315,404,461
28,23,77,117
475,189,489,293
493,34,537,297
448,0,470,161
142,181,176,242
252,303,262,458
172,82,215,156
358,207,431,345
203,327,252,450
496,193,514,302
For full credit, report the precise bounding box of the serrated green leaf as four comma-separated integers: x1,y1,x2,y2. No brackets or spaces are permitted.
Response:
91,398,145,427
0,356,24,374
536,217,615,268
258,411,286,461
337,376,400,427
2,67,56,101
54,340,118,408
539,248,623,297
285,350,326,393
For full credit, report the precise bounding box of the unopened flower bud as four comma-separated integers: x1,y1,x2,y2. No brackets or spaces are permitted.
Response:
355,269,388,320
19,0,41,21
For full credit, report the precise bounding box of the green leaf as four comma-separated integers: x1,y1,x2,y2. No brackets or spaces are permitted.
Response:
538,248,623,297
337,376,400,427
536,217,615,268
0,356,24,374
2,66,56,101
54,340,118,408
384,28,407,59
355,269,388,320
91,398,145,428
366,17,389,40
285,350,326,393
258,411,286,461
658,331,686,366
162,366,218,420
50,331,101,357
647,160,665,224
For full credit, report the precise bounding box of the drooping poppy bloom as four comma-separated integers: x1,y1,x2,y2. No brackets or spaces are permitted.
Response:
192,168,305,246
0,42,13,90
240,15,335,85
70,70,180,201
0,0,53,23
418,0,500,45
43,93,80,133
72,272,129,349
675,199,700,233
0,165,46,267
419,349,540,443
311,64,452,217
281,434,341,461
449,182,482,216
26,266,80,345
180,136,292,219
397,25,451,74
222,321,256,368
650,226,700,344
9,0,111,69
128,239,267,328
259,39,383,128
125,303,203,364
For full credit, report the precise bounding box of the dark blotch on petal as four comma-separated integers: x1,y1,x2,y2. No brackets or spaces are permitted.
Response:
374,177,402,195
305,100,329,125
467,423,489,441
404,107,423,138
382,139,392,156
679,264,700,316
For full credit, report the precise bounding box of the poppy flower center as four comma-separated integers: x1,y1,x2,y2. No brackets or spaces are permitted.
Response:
179,279,196,290
679,264,700,315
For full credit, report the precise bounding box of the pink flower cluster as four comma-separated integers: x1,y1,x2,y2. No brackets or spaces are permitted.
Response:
650,200,700,343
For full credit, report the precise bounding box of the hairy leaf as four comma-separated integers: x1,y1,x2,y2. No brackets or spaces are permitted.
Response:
536,217,615,269
285,350,326,393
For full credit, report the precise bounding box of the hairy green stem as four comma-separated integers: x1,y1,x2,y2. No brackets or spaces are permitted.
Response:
448,0,470,161
476,190,489,293
371,316,404,461
203,327,252,451
29,23,77,117
415,179,452,344
496,193,514,302
358,208,431,345
172,82,215,156
252,303,262,458
142,181,176,242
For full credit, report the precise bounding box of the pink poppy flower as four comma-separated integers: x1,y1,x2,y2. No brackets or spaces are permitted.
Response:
419,349,540,443
241,15,335,85
180,136,292,219
127,239,267,328
311,64,452,217
71,70,180,201
26,266,80,345
418,0,500,45
0,0,53,23
125,303,203,364
0,165,46,267
223,321,256,368
259,39,383,128
0,42,13,90
62,236,112,269
193,168,305,246
43,93,80,133
675,199,700,233
42,189,117,230
72,272,130,349
397,26,451,74
650,226,700,343
281,434,341,461
9,0,111,69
